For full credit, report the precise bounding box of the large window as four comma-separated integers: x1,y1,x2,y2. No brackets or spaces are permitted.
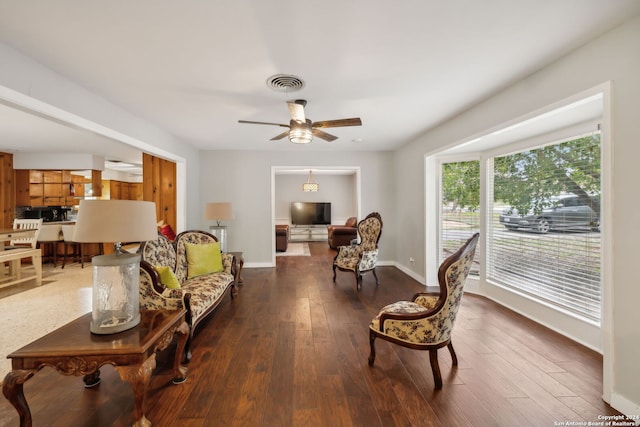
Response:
487,133,601,322
440,160,480,276
438,132,602,323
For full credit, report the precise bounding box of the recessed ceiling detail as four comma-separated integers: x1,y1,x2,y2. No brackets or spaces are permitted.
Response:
266,74,305,92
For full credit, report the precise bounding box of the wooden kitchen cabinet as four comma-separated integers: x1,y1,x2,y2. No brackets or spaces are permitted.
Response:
129,182,143,200
71,175,85,201
110,180,122,200
43,171,62,183
143,153,176,229
15,170,31,206
91,170,102,197
28,170,43,184
107,180,142,201
15,169,99,207
0,152,15,228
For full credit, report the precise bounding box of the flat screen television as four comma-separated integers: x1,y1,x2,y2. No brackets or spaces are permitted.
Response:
290,202,331,225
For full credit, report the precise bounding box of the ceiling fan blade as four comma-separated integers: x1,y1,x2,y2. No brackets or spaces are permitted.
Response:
270,131,290,141
238,120,289,128
287,100,306,123
312,129,338,142
312,118,362,128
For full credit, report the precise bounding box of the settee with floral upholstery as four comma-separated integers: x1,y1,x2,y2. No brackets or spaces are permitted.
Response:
138,230,237,361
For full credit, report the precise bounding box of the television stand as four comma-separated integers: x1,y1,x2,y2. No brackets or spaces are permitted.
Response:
290,225,328,242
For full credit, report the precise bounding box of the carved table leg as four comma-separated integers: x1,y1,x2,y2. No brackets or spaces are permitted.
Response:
236,257,244,284
115,355,156,427
172,321,189,384
83,370,101,388
3,369,36,427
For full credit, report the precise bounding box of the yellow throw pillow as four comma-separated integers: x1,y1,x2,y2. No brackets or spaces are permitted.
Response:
185,242,223,279
154,265,181,289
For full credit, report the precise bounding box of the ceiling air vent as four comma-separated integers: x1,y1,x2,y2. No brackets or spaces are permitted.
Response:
266,74,305,92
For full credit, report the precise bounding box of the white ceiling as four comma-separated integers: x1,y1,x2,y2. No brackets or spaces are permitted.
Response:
0,1,638,165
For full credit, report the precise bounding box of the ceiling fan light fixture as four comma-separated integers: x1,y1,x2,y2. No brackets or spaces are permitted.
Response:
289,126,313,144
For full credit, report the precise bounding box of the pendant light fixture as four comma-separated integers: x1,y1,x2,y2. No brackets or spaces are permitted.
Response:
302,170,318,192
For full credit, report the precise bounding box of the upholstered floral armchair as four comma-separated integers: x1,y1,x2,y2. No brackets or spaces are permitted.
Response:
332,212,383,290
368,233,479,389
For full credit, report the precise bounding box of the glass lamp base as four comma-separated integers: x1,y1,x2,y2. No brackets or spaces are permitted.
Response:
90,252,141,335
90,312,140,334
209,226,228,252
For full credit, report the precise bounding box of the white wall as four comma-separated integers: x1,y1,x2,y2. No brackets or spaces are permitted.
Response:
198,150,395,266
394,14,640,415
274,174,357,224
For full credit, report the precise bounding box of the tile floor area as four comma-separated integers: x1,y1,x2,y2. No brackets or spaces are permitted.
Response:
0,262,93,377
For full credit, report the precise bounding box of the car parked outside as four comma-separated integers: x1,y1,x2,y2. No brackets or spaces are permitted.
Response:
499,194,599,233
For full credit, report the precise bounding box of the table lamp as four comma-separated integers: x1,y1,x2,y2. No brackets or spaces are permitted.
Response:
205,202,233,252
73,200,157,334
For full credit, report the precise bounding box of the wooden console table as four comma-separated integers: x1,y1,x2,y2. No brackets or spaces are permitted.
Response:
2,309,189,427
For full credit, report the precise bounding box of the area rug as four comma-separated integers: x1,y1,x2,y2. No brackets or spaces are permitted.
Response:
276,242,310,256
0,263,93,379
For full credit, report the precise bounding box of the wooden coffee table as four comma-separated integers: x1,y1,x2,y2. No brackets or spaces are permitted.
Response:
2,309,189,427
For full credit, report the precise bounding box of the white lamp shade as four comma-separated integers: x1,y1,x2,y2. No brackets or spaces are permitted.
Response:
73,200,158,243
205,202,234,221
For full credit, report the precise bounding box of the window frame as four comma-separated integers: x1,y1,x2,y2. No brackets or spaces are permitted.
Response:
485,129,602,323
427,84,612,354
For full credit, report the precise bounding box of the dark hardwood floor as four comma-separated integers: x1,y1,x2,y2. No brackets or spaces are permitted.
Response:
0,242,619,426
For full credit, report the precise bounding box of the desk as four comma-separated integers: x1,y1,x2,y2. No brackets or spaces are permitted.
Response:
2,309,189,427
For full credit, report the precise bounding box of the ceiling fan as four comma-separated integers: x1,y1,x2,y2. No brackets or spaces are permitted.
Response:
238,99,362,144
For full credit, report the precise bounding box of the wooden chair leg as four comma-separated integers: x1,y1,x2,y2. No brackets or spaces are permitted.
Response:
52,242,58,267
447,341,458,366
368,331,377,366
372,269,380,285
32,253,42,285
429,349,443,389
61,242,68,269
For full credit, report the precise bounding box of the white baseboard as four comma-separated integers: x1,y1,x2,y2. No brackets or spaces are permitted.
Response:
387,261,426,285
244,261,272,268
610,393,640,425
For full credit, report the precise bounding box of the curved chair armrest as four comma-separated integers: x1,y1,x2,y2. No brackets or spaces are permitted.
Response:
141,260,168,294
358,249,379,271
335,244,360,259
139,260,186,312
412,292,441,309
377,305,437,331
161,287,186,299
375,294,445,332
329,226,357,236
